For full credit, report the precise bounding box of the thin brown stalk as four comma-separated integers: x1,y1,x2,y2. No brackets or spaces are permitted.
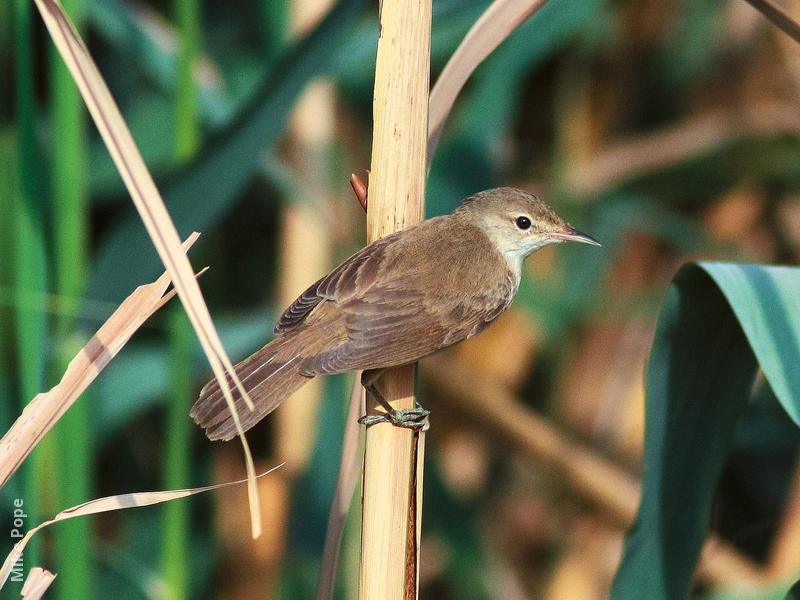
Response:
359,0,431,597
317,183,366,600
567,102,800,198
743,0,800,44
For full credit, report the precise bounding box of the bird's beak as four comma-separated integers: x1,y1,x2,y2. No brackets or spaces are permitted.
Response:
550,226,602,247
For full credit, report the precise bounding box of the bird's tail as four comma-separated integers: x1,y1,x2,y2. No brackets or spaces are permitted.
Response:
191,336,312,441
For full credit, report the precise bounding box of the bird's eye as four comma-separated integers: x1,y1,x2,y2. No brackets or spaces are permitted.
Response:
515,216,532,230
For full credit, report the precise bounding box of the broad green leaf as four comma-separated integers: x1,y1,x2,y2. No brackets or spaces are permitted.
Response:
610,262,800,600
702,263,800,423
701,584,790,600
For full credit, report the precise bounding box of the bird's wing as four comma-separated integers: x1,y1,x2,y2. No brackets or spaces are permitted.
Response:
299,281,513,376
274,235,396,334
276,218,515,374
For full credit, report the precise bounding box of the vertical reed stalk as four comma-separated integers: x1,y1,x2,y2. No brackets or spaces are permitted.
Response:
359,0,431,597
50,0,91,595
14,0,48,571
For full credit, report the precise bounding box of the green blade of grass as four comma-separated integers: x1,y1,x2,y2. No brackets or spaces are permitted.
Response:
0,133,18,445
610,262,800,599
53,341,91,600
173,0,200,161
161,0,201,587
13,0,49,572
49,0,92,592
162,307,193,600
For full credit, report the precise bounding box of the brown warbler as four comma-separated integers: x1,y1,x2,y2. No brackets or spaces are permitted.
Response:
192,187,600,440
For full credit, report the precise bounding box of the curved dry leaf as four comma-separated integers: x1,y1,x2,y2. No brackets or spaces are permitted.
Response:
34,0,261,537
427,0,550,164
21,568,56,600
0,465,283,590
0,234,199,491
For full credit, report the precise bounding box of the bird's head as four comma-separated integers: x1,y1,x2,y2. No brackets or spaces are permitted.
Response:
456,187,601,272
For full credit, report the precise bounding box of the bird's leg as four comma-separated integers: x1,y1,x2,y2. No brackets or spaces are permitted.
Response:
358,368,429,430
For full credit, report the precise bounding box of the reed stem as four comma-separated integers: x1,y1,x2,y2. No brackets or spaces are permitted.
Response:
359,0,431,597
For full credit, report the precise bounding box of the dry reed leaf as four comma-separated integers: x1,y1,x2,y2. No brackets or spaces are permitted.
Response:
0,234,198,490
0,465,283,590
34,0,261,537
427,0,550,164
20,568,56,600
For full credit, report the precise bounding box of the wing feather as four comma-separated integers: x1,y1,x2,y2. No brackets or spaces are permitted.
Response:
273,236,394,334
274,217,516,375
300,287,511,376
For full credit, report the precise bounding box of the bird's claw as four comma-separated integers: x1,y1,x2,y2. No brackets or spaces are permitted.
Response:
358,407,430,431
360,372,430,430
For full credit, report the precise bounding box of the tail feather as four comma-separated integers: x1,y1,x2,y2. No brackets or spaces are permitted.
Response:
191,337,312,441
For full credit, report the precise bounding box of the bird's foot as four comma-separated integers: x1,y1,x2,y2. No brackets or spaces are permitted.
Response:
359,370,430,431
358,407,430,430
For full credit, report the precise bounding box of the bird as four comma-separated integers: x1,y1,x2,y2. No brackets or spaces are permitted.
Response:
191,187,600,440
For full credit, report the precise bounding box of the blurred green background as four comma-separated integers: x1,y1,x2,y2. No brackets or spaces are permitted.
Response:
2,0,800,598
